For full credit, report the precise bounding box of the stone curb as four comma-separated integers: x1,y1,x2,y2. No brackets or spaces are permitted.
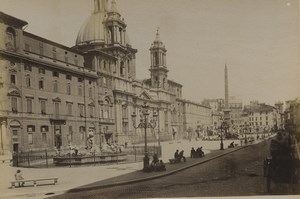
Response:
68,144,251,193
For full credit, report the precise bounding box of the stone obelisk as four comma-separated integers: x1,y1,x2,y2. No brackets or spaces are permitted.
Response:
225,64,229,110
223,64,231,137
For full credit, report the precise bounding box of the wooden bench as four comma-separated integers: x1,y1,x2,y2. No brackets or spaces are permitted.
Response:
11,178,58,188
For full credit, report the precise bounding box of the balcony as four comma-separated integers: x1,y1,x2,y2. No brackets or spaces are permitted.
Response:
49,114,68,125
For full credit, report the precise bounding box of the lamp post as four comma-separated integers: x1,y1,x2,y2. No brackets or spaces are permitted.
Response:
131,102,158,171
219,117,228,150
244,122,248,144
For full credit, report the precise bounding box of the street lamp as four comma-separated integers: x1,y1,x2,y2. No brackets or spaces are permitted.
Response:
219,117,228,150
131,102,158,171
244,122,248,144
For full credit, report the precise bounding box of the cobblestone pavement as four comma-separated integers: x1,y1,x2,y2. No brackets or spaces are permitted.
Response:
50,139,300,199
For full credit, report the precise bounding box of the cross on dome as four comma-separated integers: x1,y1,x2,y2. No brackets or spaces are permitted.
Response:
155,27,161,42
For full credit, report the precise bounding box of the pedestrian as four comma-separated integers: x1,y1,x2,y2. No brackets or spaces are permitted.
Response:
15,169,25,187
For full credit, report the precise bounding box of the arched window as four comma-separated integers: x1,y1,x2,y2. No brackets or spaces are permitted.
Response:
155,52,159,66
67,83,71,95
104,99,110,119
39,79,44,90
53,81,58,92
103,61,106,70
6,27,16,51
109,26,114,43
89,87,92,98
108,30,112,43
78,85,83,96
26,76,31,88
127,60,130,74
119,28,123,44
120,61,125,76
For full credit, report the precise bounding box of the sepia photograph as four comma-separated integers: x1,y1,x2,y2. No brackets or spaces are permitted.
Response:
0,0,299,198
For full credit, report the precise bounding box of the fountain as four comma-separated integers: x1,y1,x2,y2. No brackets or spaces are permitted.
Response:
53,134,127,166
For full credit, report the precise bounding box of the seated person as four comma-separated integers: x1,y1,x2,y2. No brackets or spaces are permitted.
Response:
195,147,201,158
174,150,180,162
229,141,235,148
179,150,186,162
199,147,204,157
152,153,159,165
190,147,196,158
155,160,166,171
15,170,25,187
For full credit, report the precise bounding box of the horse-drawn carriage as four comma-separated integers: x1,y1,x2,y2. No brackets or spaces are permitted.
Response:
263,135,300,192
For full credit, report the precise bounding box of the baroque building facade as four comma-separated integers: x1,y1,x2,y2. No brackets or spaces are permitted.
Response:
0,0,211,154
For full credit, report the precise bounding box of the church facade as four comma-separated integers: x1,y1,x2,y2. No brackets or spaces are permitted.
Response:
0,0,211,154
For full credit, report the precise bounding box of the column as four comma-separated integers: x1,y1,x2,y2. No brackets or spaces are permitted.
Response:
115,26,118,43
1,121,7,154
115,101,122,143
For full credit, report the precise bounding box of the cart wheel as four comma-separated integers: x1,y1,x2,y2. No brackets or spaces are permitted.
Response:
267,175,271,192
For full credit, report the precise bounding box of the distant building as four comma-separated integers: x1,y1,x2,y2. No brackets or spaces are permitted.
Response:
247,102,278,133
274,101,284,130
202,98,223,133
181,100,211,137
228,96,243,130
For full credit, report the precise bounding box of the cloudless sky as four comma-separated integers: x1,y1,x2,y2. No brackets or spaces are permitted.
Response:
1,0,299,105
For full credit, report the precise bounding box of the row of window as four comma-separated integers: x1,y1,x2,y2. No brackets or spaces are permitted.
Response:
24,125,87,145
250,122,269,126
97,59,131,78
25,43,79,65
11,75,93,97
250,111,270,116
23,65,84,82
11,97,114,119
249,116,268,121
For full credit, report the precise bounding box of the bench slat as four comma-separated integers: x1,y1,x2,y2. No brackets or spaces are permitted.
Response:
11,178,58,188
11,178,58,183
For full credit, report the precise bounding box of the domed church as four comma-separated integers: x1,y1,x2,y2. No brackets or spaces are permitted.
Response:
0,0,212,154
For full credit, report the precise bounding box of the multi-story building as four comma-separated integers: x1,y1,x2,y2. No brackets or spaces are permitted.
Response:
274,101,284,130
228,96,243,131
0,0,212,155
247,102,278,133
181,100,211,137
0,11,99,154
202,98,223,132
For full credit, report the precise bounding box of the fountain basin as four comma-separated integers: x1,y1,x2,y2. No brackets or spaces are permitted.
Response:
53,153,127,166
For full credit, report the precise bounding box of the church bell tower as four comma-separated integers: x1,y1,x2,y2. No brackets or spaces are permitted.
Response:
149,28,169,89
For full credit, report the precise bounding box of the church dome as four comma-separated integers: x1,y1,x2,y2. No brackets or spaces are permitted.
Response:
75,11,107,46
75,0,131,48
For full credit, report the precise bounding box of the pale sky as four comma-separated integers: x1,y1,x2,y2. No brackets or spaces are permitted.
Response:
1,0,299,106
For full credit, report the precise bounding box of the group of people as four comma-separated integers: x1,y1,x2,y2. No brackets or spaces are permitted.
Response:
174,150,186,162
150,153,166,171
190,147,205,158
